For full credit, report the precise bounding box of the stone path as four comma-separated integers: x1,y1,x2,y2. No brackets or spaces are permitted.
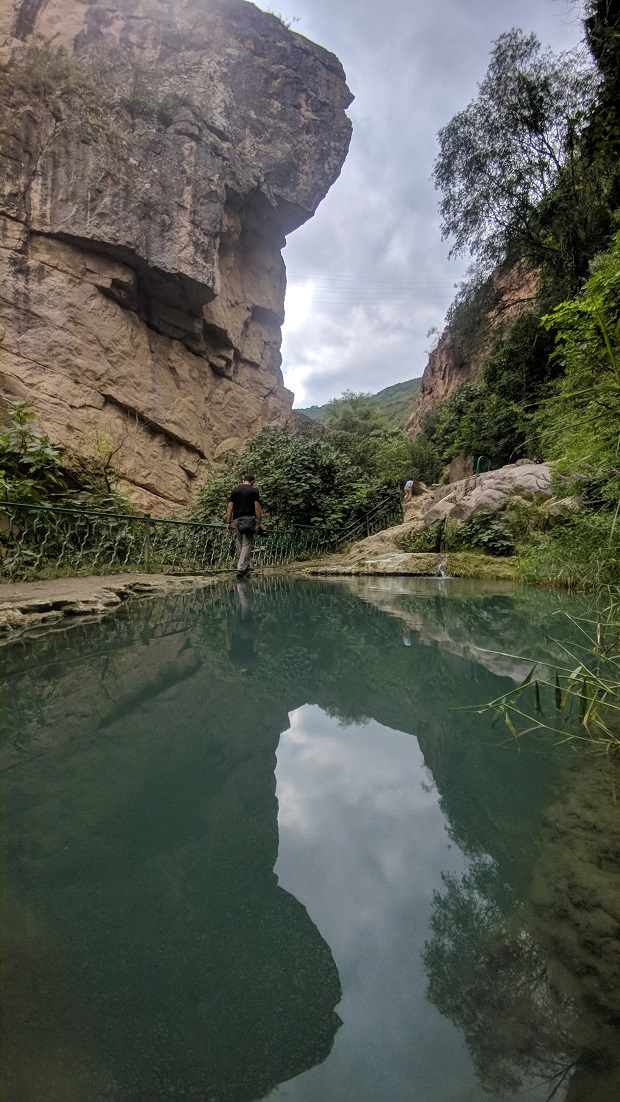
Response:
0,572,219,639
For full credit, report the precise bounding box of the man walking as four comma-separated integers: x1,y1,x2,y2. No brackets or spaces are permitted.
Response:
226,474,266,578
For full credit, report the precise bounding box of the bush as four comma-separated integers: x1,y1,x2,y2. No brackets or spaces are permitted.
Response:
518,511,620,589
193,427,401,532
0,402,65,503
444,513,516,557
399,526,441,553
0,402,136,511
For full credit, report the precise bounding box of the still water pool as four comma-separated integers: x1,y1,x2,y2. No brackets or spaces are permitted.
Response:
1,577,619,1102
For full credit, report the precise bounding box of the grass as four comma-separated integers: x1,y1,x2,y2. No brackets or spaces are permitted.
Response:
473,599,620,752
445,553,516,580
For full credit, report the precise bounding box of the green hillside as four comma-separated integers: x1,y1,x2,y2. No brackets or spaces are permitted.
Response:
299,378,421,431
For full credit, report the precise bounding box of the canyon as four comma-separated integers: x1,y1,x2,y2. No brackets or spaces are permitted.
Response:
0,0,352,511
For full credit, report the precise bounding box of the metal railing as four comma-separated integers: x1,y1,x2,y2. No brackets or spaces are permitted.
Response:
0,495,402,582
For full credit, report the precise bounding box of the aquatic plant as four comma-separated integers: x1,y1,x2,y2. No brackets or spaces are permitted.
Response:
476,594,620,750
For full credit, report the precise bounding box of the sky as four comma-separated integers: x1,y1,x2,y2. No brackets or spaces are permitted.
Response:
252,0,587,408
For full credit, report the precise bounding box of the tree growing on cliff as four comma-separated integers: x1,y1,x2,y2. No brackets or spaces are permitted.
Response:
434,29,598,283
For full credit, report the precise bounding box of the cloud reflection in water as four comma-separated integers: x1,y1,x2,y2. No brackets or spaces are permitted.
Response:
270,704,493,1102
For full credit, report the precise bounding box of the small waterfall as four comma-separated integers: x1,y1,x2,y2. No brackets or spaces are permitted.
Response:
437,555,449,578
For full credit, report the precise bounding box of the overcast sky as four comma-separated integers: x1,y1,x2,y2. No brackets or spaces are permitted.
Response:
253,0,586,407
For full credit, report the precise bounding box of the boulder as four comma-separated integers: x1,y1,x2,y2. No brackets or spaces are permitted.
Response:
423,462,552,526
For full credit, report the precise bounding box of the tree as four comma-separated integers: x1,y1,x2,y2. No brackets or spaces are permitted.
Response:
424,858,580,1096
585,0,620,113
194,427,402,531
322,391,389,436
434,30,598,274
322,390,421,483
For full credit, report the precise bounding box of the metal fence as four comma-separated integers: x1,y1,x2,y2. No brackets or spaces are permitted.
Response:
0,494,403,582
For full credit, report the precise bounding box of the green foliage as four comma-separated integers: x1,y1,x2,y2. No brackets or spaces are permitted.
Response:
483,311,556,405
407,437,444,485
373,378,422,428
434,29,598,272
197,392,426,532
511,227,620,587
0,402,135,511
518,512,620,591
418,380,529,468
445,270,497,362
299,379,421,431
414,303,565,472
504,497,550,544
538,227,620,485
444,513,516,557
322,391,390,435
584,0,620,164
0,402,65,503
399,526,441,553
321,394,420,486
400,515,515,558
194,427,401,532
421,8,620,591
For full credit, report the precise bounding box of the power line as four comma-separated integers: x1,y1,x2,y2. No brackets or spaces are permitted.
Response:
288,276,456,287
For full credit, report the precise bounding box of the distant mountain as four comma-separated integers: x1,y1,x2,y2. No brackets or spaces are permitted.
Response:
298,378,421,431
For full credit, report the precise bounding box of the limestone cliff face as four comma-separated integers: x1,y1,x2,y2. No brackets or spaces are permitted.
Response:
0,0,352,510
407,260,538,438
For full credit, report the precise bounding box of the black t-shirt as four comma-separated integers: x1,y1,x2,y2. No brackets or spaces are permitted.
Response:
229,484,260,518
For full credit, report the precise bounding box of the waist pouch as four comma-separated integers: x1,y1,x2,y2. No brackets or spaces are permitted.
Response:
236,516,257,534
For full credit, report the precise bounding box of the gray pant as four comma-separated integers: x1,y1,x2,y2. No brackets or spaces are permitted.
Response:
235,526,254,573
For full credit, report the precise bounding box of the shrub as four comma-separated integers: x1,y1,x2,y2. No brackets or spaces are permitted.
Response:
443,513,516,557
518,511,620,589
0,402,65,503
399,526,441,553
193,427,401,532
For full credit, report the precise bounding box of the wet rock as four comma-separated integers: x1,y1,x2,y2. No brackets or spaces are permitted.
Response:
0,572,219,638
308,552,443,576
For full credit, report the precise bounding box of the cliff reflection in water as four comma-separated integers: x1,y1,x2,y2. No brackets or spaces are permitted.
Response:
1,577,619,1102
1,582,343,1102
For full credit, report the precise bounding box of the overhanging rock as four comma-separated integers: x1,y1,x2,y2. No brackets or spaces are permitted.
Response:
0,0,353,511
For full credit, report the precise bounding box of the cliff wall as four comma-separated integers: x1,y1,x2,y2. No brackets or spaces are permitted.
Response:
407,260,538,437
0,0,352,511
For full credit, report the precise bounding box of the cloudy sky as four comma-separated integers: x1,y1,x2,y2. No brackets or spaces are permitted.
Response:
253,0,586,408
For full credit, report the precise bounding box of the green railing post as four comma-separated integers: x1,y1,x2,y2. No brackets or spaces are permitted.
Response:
143,512,152,572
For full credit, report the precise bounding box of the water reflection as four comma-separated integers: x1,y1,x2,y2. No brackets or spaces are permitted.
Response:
1,590,342,1102
225,578,261,672
1,577,618,1102
423,749,620,1102
270,706,476,1102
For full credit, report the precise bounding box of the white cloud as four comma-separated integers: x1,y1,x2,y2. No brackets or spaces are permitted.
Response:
256,0,586,406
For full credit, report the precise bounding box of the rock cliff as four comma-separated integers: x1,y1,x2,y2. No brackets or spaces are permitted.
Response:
407,260,538,437
0,0,352,511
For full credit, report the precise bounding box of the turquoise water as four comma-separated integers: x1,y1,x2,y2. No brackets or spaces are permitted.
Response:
1,577,618,1102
